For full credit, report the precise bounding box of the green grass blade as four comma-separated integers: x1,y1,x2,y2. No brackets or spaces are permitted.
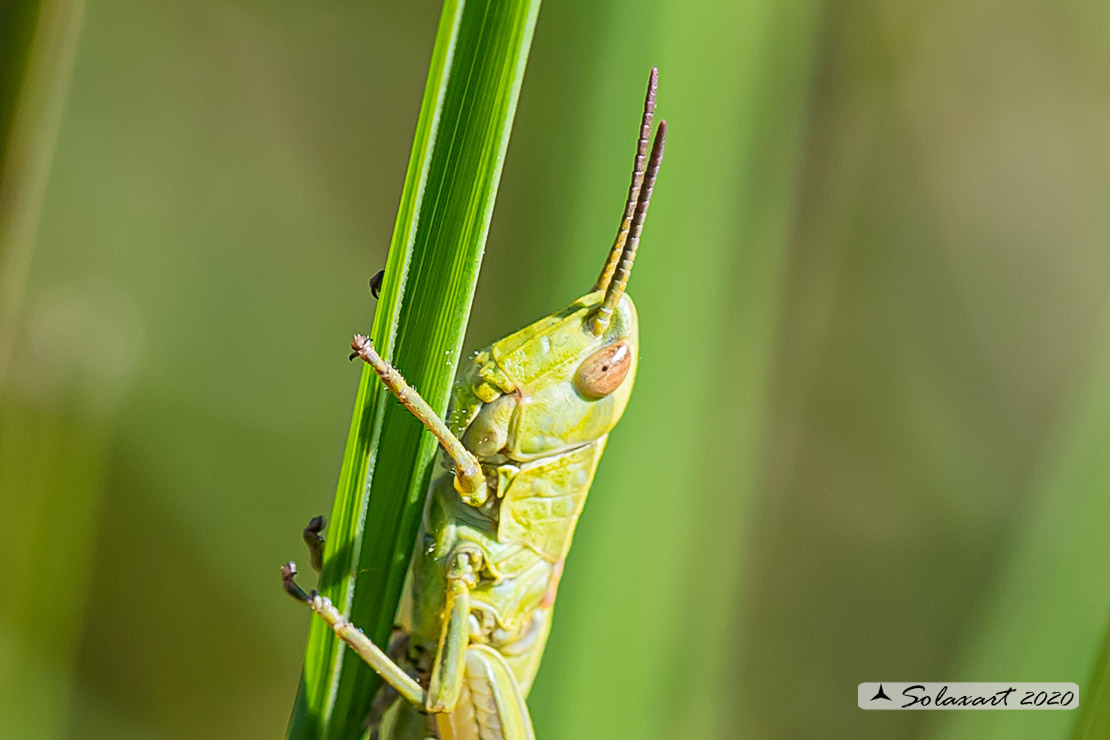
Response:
0,3,94,740
286,2,542,739
0,0,85,386
1072,620,1110,739
925,318,1110,740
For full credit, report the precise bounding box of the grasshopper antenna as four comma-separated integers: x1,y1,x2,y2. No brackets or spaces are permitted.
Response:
591,116,667,335
595,67,658,293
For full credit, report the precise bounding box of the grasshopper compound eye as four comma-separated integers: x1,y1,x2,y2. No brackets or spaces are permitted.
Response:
574,341,632,398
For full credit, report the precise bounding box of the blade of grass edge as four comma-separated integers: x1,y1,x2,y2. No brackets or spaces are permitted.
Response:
0,3,94,739
1071,620,1110,739
0,0,86,389
286,2,542,739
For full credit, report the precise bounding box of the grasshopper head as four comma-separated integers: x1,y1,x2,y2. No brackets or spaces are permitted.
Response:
451,291,638,463
449,69,665,465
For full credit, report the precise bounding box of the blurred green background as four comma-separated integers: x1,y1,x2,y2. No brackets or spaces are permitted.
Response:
3,1,1110,739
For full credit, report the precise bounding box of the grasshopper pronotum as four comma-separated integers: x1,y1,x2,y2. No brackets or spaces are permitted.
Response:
284,68,666,740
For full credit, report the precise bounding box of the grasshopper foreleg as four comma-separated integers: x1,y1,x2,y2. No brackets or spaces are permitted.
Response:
349,334,489,505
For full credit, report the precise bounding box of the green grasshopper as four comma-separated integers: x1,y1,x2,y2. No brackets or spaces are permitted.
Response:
284,69,666,740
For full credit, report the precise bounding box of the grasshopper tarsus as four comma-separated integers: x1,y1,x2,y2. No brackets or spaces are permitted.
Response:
281,561,312,603
369,269,384,299
350,334,371,361
303,515,327,573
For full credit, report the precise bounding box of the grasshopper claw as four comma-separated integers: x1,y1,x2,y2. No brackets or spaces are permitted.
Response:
350,334,371,361
281,562,313,604
303,515,327,573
